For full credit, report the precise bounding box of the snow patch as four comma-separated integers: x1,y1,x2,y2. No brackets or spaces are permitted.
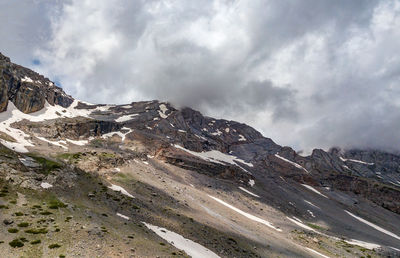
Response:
275,154,309,173
66,139,88,146
143,222,220,258
344,210,400,241
158,104,169,118
211,129,222,136
116,213,130,220
305,247,330,258
36,136,68,150
248,179,255,187
40,182,53,189
102,127,132,142
174,145,253,168
307,210,315,218
238,187,260,198
108,184,134,198
21,76,33,83
340,157,374,165
344,239,380,250
301,184,328,198
209,195,282,232
115,114,138,122
287,216,317,232
304,200,320,209
238,134,246,141
0,100,98,152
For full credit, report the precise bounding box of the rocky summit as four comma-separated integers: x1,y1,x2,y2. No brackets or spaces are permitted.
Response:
0,53,399,257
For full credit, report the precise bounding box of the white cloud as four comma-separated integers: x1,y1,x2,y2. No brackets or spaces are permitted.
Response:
1,0,400,153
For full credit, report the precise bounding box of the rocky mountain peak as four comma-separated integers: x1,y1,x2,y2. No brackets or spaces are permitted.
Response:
0,53,74,114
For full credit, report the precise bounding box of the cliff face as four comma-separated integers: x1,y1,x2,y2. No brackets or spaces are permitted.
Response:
0,53,73,113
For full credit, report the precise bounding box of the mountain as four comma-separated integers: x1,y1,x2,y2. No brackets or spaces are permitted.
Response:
0,52,399,257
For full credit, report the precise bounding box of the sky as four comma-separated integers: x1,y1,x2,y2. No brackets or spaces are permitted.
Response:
1,0,400,153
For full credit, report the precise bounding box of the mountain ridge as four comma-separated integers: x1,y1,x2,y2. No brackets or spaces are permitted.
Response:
0,52,399,257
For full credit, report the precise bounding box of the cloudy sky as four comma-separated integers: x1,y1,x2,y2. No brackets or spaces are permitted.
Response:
1,0,400,153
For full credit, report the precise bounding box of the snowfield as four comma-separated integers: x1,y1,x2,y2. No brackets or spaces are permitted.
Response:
143,222,220,258
108,184,134,198
36,136,68,150
174,145,253,168
238,187,260,198
340,157,374,165
158,104,169,118
116,213,130,220
275,154,309,173
208,195,282,232
0,100,94,152
115,114,138,122
345,210,400,241
301,184,328,198
40,182,53,189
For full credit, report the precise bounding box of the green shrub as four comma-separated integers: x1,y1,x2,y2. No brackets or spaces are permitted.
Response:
8,228,19,233
40,211,52,215
30,239,41,245
14,211,23,216
25,228,48,234
49,243,61,249
9,239,24,248
48,199,67,209
17,222,29,227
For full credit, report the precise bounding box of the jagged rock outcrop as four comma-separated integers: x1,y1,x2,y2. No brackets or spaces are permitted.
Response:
0,52,73,113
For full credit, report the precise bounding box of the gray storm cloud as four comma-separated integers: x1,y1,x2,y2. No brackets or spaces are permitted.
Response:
0,0,399,153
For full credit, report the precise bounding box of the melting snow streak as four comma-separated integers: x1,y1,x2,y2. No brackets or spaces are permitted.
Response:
143,222,220,258
208,195,281,232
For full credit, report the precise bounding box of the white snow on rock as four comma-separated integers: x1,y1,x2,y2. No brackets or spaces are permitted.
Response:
344,210,400,241
102,127,133,142
0,100,96,152
238,134,246,141
304,200,320,209
174,145,253,168
307,210,316,218
225,128,230,133
248,179,255,187
238,187,260,198
208,195,282,232
36,136,68,149
344,239,380,250
340,157,374,165
301,184,328,198
287,216,317,232
275,154,309,173
108,184,134,198
21,76,34,83
211,129,222,136
143,222,220,258
66,139,88,146
158,104,169,119
178,129,186,133
120,105,132,109
116,213,130,220
305,247,330,258
115,114,138,122
40,182,53,189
